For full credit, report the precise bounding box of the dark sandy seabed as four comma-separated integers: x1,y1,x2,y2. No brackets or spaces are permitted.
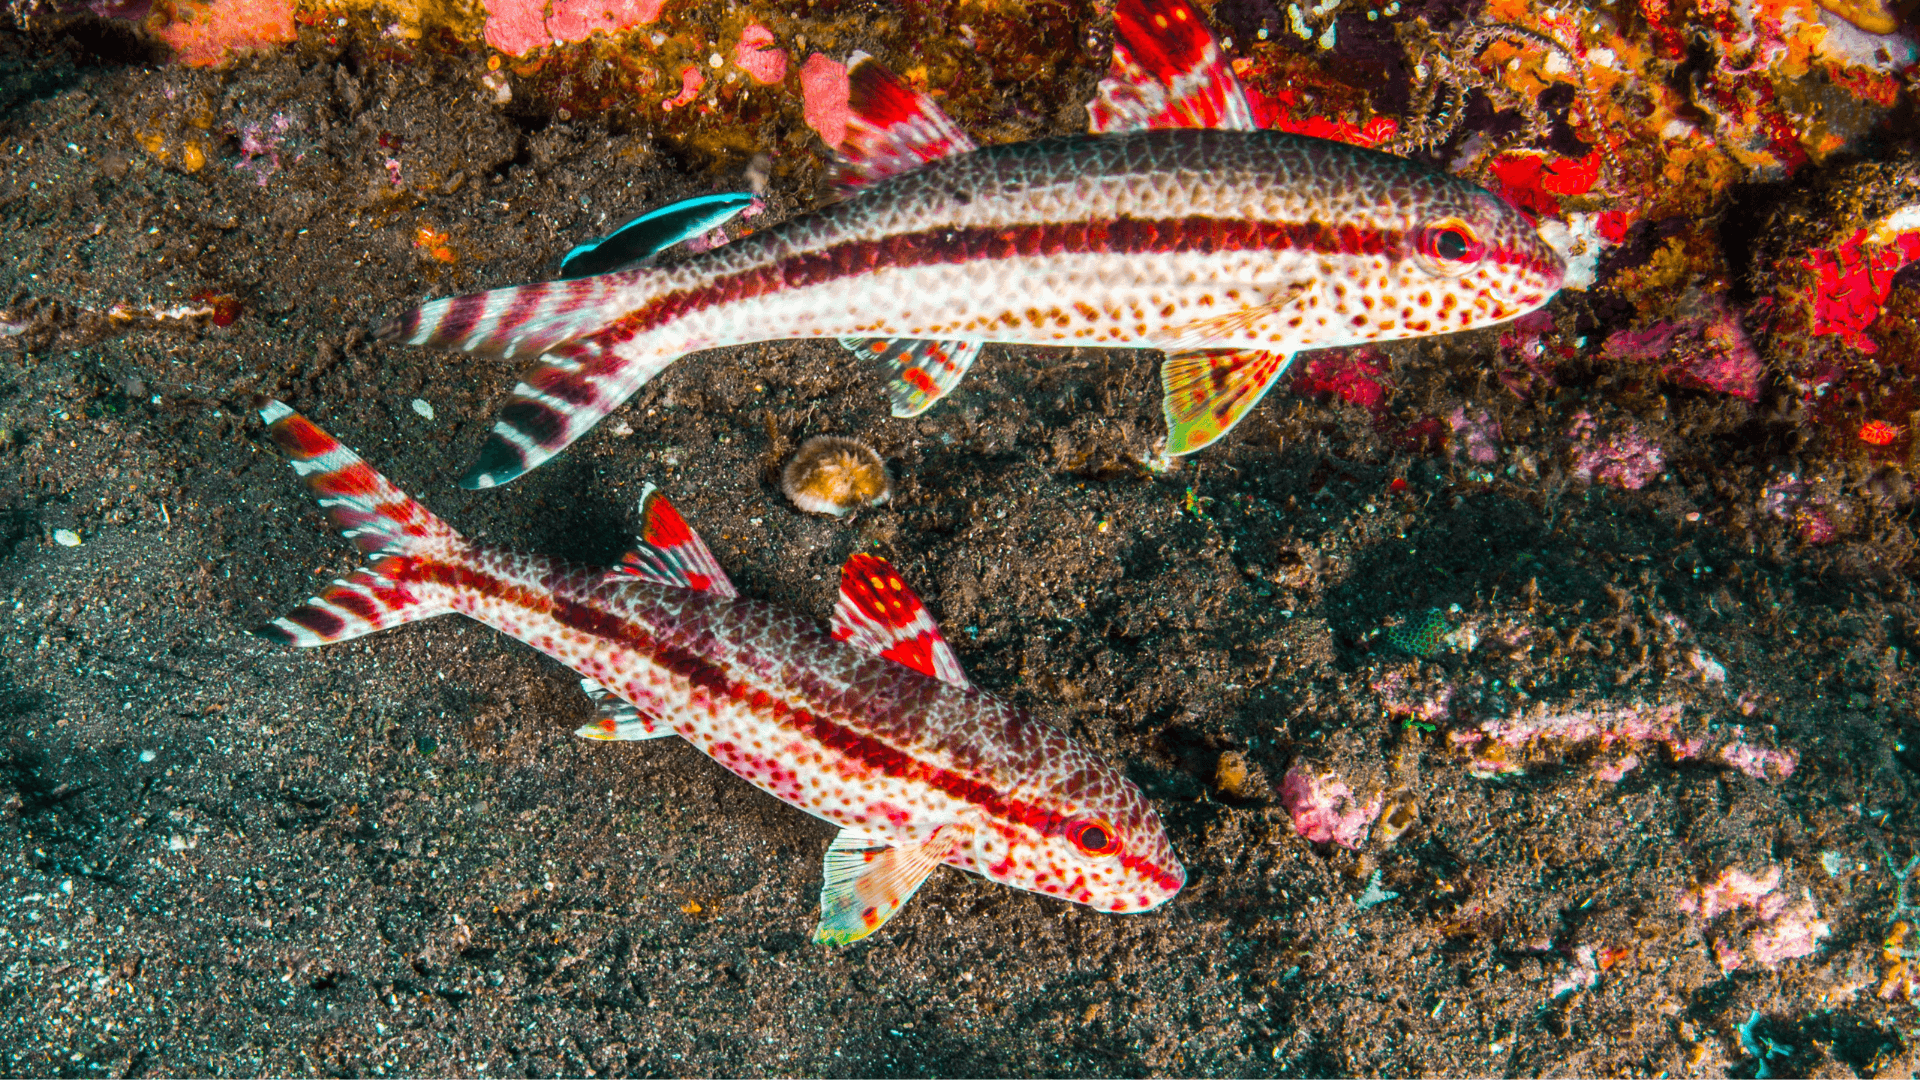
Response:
0,14,1918,1080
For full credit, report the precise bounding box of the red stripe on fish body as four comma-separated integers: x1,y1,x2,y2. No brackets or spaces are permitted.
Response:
372,543,1184,909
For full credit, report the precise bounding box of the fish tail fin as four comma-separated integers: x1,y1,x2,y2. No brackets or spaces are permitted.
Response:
459,330,675,489
375,272,643,363
254,399,464,646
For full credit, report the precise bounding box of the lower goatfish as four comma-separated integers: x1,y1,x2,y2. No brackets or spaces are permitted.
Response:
253,400,1185,942
379,0,1566,489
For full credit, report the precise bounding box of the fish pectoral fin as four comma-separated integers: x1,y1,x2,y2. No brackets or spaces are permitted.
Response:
604,484,740,597
1161,348,1295,456
830,552,972,689
1152,278,1316,354
1086,0,1257,135
833,54,979,194
558,192,759,279
572,678,678,741
814,826,962,945
838,337,983,417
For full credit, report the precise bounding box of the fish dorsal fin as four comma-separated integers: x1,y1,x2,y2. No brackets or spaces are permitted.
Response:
834,53,979,194
1161,348,1296,455
813,826,962,945
572,678,678,740
558,192,759,279
831,553,971,689
603,485,740,597
1087,0,1257,134
838,337,984,417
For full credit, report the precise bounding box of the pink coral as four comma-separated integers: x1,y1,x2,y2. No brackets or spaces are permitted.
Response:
1447,406,1501,465
1459,700,1797,783
662,64,704,111
1594,754,1641,783
481,0,547,55
1717,729,1798,780
233,111,300,186
1567,410,1664,490
1760,474,1845,545
1679,866,1784,920
1679,866,1830,971
799,52,850,148
1602,299,1764,401
155,0,295,67
1279,767,1381,850
1750,900,1831,966
483,0,665,57
1373,673,1453,724
734,24,787,85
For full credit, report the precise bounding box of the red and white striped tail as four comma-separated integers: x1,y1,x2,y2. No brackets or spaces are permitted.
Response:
374,272,639,362
255,400,466,647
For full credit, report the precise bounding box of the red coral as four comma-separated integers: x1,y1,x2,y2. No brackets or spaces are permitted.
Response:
1602,298,1764,401
1801,227,1920,353
1249,88,1396,149
1860,420,1902,446
1291,348,1391,412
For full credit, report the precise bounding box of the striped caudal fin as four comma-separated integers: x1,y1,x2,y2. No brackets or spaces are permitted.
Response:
254,400,465,647
375,272,641,362
460,330,671,489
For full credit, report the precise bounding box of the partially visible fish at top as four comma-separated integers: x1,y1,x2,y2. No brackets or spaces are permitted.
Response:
251,400,1184,943
379,0,1565,488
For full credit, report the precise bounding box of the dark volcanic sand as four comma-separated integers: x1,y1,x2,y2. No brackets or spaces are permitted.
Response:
2,24,1919,1080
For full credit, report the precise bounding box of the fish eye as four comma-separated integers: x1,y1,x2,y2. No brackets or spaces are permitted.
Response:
1066,818,1120,857
1414,219,1484,276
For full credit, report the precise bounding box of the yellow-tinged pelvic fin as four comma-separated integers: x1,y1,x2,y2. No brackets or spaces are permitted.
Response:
813,827,961,945
1161,347,1296,455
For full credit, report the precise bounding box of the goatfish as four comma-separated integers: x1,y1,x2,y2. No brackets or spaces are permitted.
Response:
252,400,1185,943
380,0,1565,488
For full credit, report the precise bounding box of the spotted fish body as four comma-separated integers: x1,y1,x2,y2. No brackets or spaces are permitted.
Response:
254,401,1184,943
381,0,1566,488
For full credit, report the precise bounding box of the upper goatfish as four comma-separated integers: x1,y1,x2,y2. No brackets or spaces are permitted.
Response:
378,0,1566,488
253,400,1184,943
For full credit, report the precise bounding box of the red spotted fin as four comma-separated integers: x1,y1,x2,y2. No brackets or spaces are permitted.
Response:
1160,347,1294,455
831,553,970,689
834,53,979,193
814,826,961,944
1087,0,1256,135
573,678,678,741
604,484,738,597
253,400,463,646
838,337,984,417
